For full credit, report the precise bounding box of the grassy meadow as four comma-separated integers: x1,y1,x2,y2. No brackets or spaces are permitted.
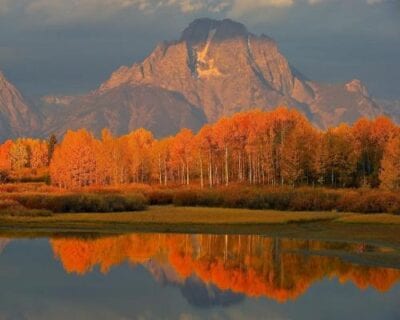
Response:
0,206,399,248
0,182,399,241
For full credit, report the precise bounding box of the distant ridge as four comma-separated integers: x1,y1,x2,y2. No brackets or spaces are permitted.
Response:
0,71,40,139
0,18,396,140
74,17,384,131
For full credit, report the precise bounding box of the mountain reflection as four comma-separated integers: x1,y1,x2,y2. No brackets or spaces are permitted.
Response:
50,234,400,303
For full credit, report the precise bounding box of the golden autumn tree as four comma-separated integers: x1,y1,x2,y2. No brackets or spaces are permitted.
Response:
9,139,29,170
39,108,398,189
151,137,173,185
170,128,194,185
97,129,130,185
268,107,299,185
126,129,154,183
379,134,400,190
280,129,303,186
196,124,218,187
214,118,235,186
316,124,357,187
24,139,49,169
0,140,13,170
230,112,252,183
352,116,396,187
50,129,98,188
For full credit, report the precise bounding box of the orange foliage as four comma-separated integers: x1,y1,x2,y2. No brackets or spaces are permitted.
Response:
380,135,400,190
0,140,13,170
50,234,400,303
50,129,98,188
2,108,399,189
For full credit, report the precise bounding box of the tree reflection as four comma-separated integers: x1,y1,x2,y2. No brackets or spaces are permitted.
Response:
50,234,400,303
0,238,10,254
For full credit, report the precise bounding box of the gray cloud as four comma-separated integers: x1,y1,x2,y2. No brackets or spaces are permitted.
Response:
0,0,398,100
0,0,389,24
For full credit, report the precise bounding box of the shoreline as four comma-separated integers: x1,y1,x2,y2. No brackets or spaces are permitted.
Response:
0,206,399,249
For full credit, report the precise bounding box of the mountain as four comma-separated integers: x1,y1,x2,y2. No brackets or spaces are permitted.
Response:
97,18,313,124
0,18,395,140
41,85,206,138
94,18,383,130
0,71,40,139
379,99,400,123
145,259,244,308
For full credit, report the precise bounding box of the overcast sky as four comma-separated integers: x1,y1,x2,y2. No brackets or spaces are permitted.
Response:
0,0,399,99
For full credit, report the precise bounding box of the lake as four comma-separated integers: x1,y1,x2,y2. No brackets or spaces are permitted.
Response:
0,233,399,319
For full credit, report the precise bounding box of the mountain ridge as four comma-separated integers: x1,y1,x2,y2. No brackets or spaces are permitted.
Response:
0,71,40,139
93,18,383,129
0,18,397,140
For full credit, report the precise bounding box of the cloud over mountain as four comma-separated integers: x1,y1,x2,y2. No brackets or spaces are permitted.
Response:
0,0,388,23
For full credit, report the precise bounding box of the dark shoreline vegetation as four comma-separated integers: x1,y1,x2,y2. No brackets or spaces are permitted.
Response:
0,207,399,250
1,183,400,216
0,183,400,249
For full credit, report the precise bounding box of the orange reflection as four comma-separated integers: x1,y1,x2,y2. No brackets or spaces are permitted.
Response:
0,238,10,254
50,234,400,302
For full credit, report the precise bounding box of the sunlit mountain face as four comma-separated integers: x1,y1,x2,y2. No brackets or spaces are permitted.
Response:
0,233,399,319
1,2,400,140
1,0,399,100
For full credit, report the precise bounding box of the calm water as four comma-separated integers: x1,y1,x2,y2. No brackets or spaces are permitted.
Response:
0,234,399,320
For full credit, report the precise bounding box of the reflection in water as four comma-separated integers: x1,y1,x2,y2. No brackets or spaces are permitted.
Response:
0,238,10,253
48,234,400,303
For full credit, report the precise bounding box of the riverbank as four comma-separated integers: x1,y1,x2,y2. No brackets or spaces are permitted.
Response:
3,183,400,215
1,206,400,248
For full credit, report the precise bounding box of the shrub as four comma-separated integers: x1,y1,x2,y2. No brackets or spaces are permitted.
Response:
13,193,147,213
337,190,400,214
146,190,174,205
0,199,52,217
0,170,10,184
171,186,400,213
173,190,199,207
197,190,224,207
3,182,400,215
287,189,340,211
0,199,21,210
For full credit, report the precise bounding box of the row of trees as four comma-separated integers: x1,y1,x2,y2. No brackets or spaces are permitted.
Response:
0,136,57,171
1,107,400,189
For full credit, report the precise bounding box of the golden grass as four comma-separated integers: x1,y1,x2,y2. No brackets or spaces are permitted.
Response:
0,206,347,235
1,206,399,228
0,206,399,248
2,206,345,225
336,213,400,224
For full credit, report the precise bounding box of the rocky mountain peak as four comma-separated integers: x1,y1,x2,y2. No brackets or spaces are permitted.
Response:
93,18,386,129
345,79,369,97
98,18,297,120
0,70,23,104
0,19,391,141
0,18,400,142
0,70,40,139
0,70,16,93
180,18,249,44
